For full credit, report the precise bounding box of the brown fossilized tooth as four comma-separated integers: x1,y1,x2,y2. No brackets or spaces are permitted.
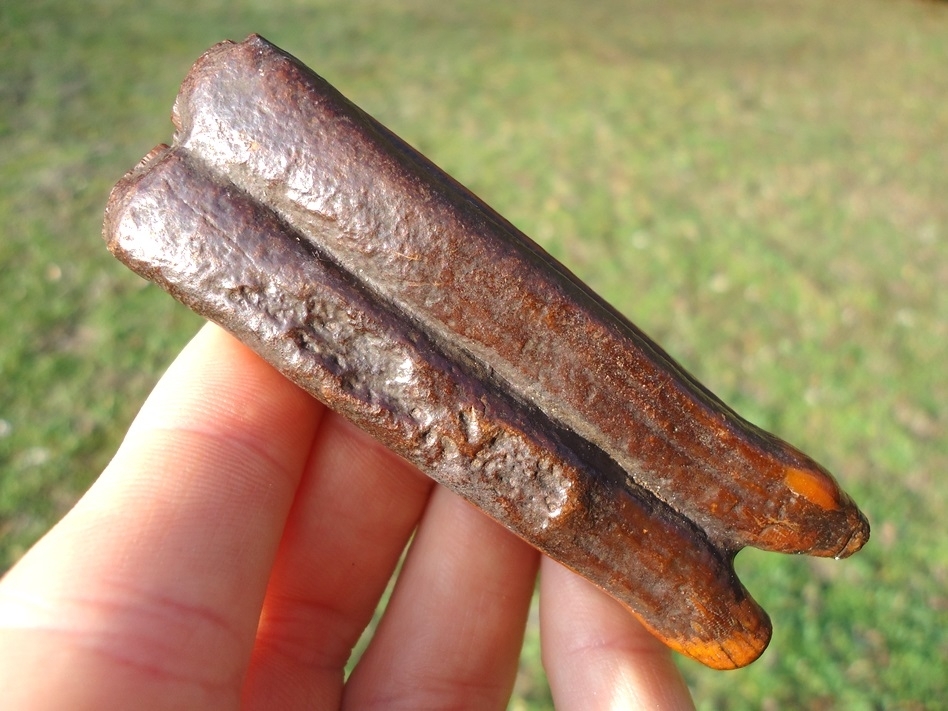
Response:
102,35,869,669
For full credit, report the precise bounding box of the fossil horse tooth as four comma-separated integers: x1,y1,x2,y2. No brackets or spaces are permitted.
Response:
103,34,869,670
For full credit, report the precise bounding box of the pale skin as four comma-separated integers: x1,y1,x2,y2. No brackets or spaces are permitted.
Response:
0,323,695,710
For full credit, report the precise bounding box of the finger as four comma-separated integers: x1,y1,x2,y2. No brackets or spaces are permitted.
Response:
539,558,695,711
242,412,433,710
0,323,324,710
344,486,540,710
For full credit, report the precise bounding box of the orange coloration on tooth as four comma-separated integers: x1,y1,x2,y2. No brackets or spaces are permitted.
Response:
784,467,840,511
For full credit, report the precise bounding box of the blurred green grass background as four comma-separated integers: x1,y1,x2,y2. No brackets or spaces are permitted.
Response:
1,0,945,708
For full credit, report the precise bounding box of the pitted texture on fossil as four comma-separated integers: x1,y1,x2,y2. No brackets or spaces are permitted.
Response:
103,35,868,670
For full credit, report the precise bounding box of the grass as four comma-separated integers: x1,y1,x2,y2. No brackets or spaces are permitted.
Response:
2,0,946,707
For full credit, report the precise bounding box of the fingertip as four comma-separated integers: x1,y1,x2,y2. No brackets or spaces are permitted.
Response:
124,323,323,461
539,558,696,711
345,488,540,710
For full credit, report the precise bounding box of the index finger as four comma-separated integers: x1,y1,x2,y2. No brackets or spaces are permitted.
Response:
0,323,324,709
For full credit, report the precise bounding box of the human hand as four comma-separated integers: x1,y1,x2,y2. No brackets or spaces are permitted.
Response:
0,323,695,710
